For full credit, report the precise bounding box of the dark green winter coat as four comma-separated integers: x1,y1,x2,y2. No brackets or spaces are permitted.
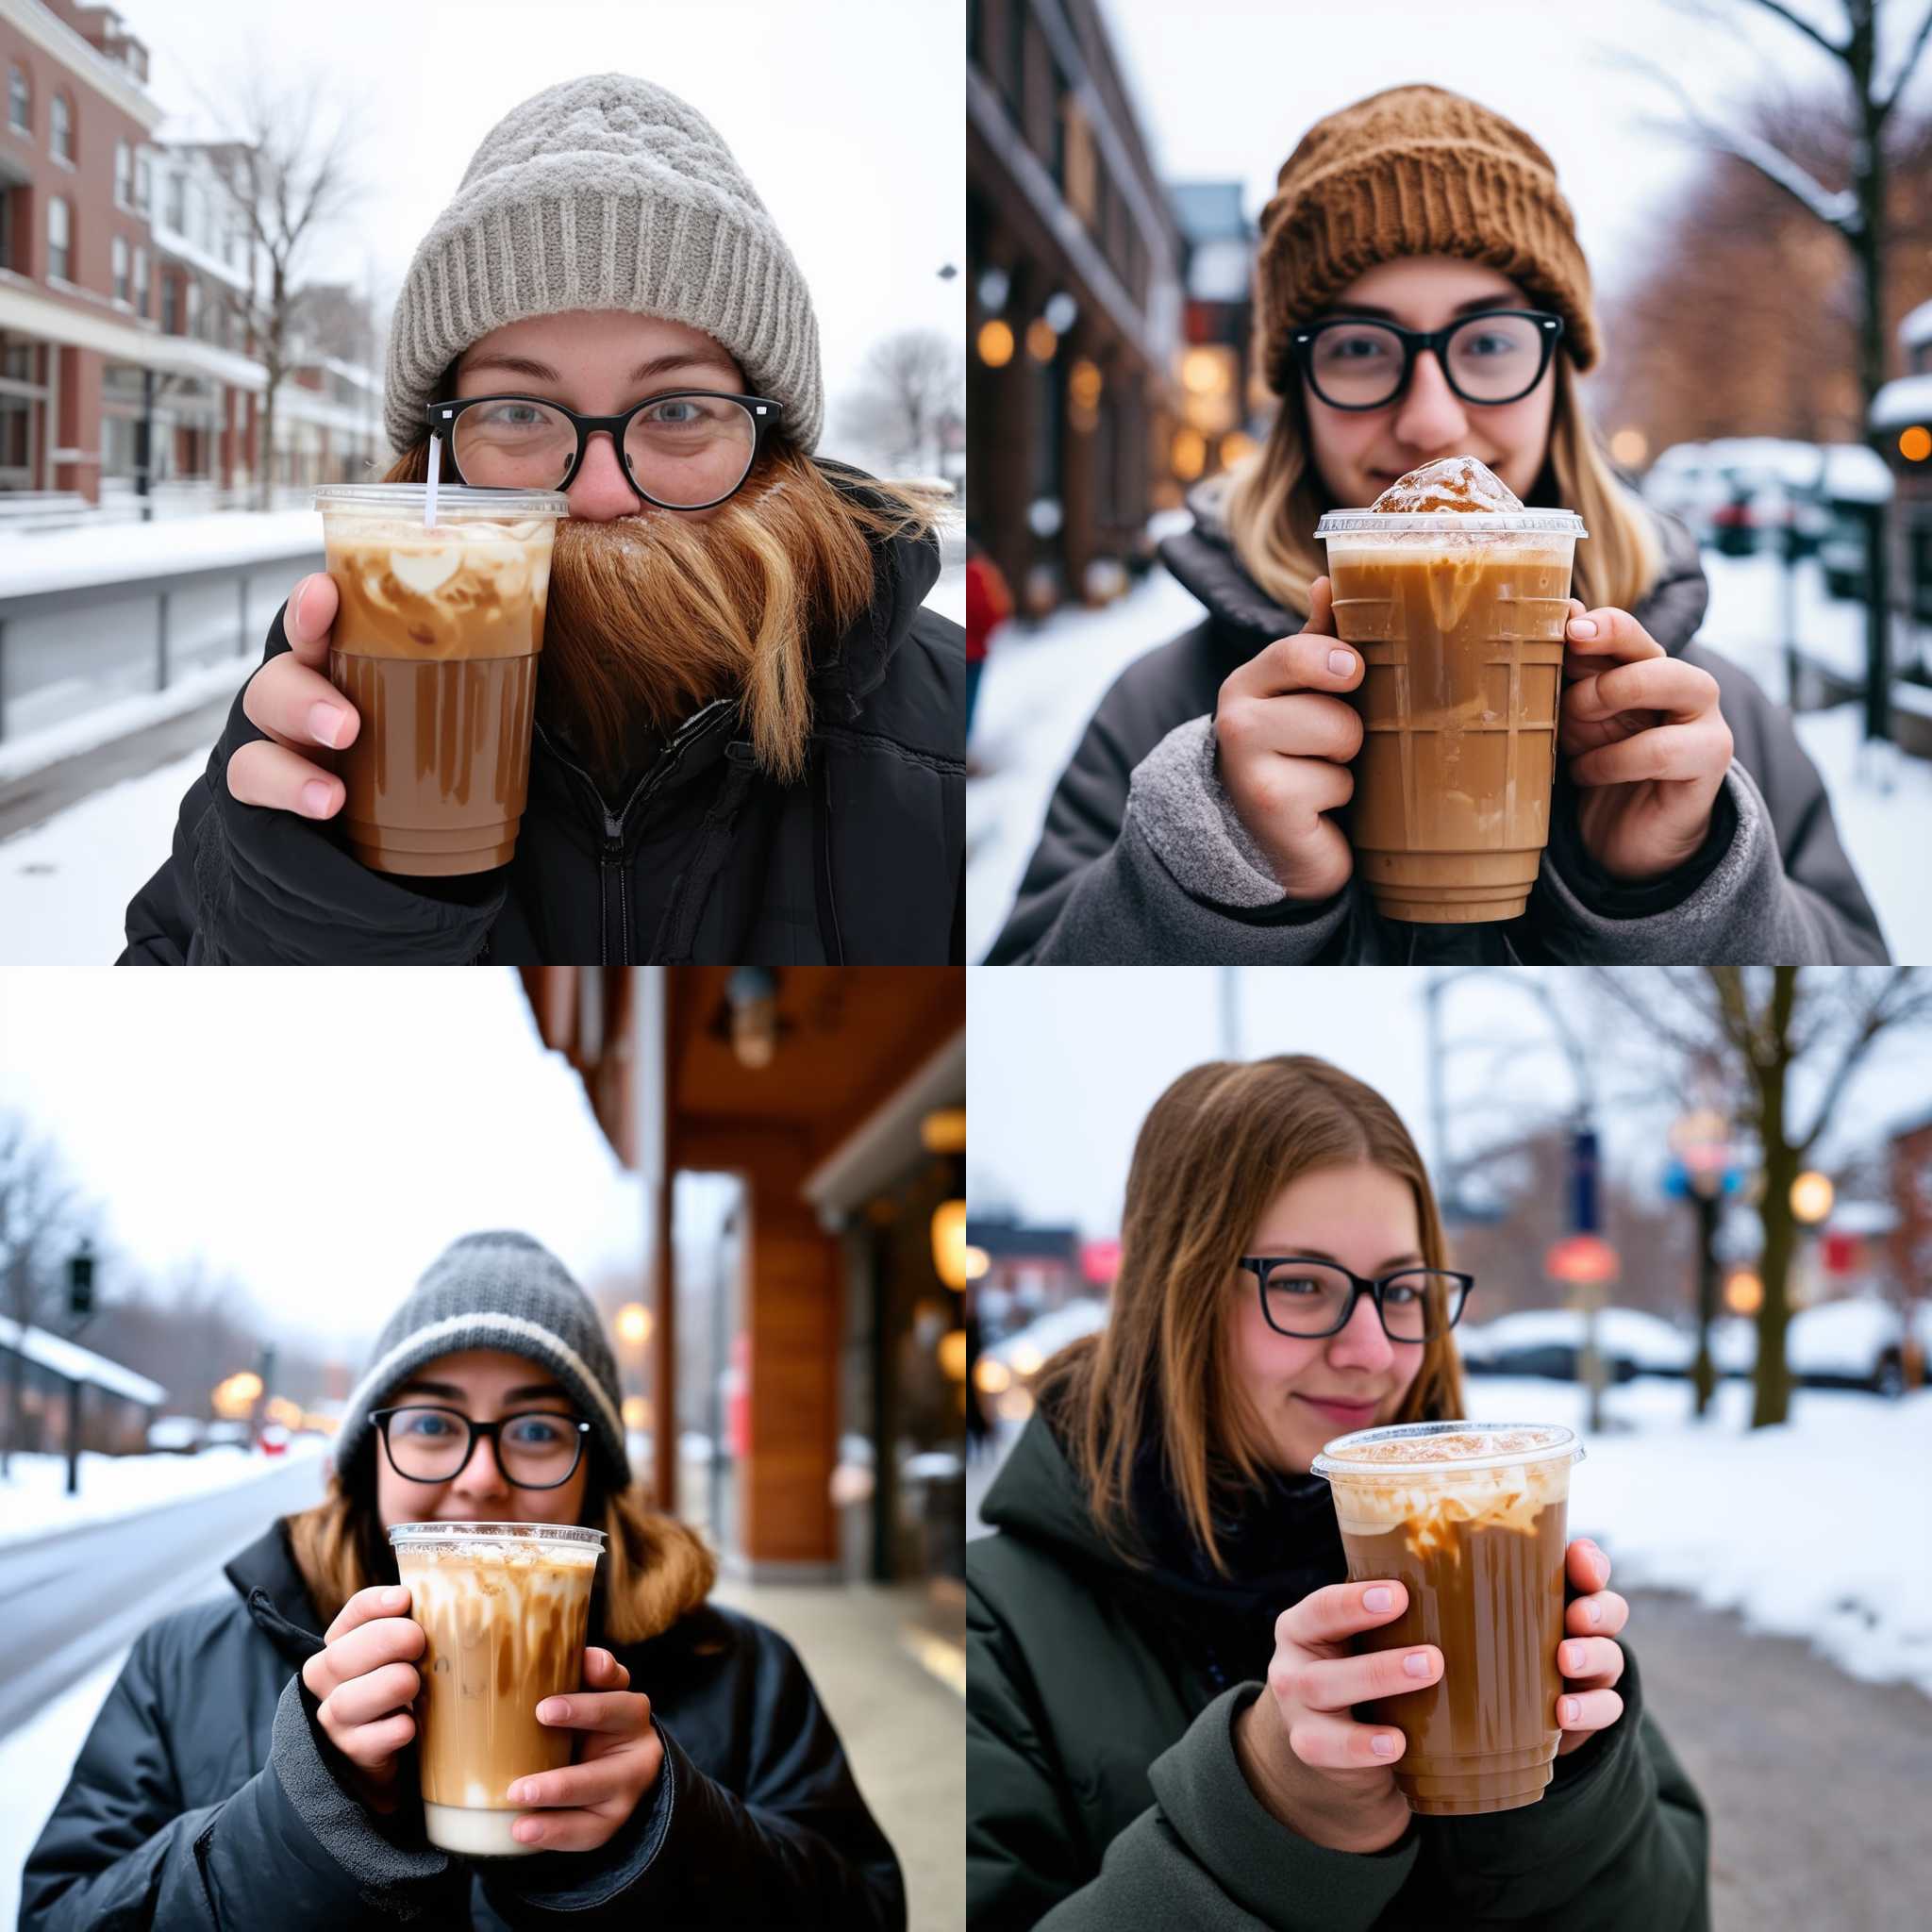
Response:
967,1409,1711,1930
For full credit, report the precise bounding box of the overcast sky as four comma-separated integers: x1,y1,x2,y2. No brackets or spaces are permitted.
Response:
1101,0,1930,305
116,0,963,423
967,968,1932,1238
0,969,641,1361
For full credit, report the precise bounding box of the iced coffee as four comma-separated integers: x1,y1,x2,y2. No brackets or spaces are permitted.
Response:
1310,1422,1585,1816
389,1522,604,1857
1315,460,1587,924
314,485,569,876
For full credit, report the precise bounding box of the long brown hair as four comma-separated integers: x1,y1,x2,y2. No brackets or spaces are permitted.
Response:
1223,354,1663,620
283,1460,717,1645
377,359,951,784
1035,1055,1468,1576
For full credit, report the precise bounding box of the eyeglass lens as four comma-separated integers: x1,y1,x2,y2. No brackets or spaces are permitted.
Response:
385,1407,579,1484
451,396,758,506
1307,314,1545,408
1258,1263,1465,1340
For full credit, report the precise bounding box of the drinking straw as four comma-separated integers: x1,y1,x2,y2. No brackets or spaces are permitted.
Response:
425,433,441,528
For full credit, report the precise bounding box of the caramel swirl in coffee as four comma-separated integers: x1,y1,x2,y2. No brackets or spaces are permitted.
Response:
1368,456,1524,515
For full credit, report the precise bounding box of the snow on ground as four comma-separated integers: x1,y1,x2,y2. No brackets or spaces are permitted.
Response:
0,745,207,964
0,658,240,786
0,1649,127,1925
965,543,1932,961
0,1438,327,1549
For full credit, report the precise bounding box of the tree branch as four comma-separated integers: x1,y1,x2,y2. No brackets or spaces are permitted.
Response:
1880,2,1932,120
1741,0,1848,61
1794,969,1932,1151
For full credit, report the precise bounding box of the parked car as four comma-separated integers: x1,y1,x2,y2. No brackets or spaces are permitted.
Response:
145,1415,206,1455
202,1420,252,1453
1455,1307,1692,1384
1714,1297,1926,1396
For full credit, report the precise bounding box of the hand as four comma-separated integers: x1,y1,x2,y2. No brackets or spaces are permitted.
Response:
1555,1538,1628,1757
226,573,359,820
1214,575,1364,903
1234,1578,1431,1855
1559,603,1732,882
301,1584,425,1814
506,1646,663,1854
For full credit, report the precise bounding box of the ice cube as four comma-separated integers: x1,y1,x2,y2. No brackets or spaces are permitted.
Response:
390,547,462,595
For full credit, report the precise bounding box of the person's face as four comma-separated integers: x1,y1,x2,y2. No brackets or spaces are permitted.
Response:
373,1347,590,1532
1302,257,1557,509
454,309,747,524
1224,1162,1428,1476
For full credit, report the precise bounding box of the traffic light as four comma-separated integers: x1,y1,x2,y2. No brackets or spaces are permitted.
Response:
68,1239,95,1321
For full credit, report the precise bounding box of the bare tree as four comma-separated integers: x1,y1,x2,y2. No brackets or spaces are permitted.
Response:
1591,967,1932,1426
183,60,370,508
0,1113,90,1475
839,329,965,475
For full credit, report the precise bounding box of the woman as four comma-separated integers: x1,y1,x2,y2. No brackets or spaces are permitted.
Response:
23,1231,903,1930
121,74,963,967
967,1058,1709,1928
988,84,1884,966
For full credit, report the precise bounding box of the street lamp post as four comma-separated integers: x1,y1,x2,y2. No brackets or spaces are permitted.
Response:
1665,1105,1739,1419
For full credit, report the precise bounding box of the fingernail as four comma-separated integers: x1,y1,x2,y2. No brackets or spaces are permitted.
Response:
1328,647,1356,675
293,579,313,635
1403,1651,1432,1677
538,1699,568,1723
1587,1602,1602,1627
300,780,333,817
308,702,344,747
507,1782,528,1805
384,1587,408,1607
1372,1734,1399,1757
1562,1697,1581,1724
513,1820,541,1843
1563,1643,1585,1674
1568,618,1598,639
1364,1587,1393,1611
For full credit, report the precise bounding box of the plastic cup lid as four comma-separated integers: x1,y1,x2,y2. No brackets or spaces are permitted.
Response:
1310,1420,1584,1479
1314,508,1587,539
387,1521,607,1549
314,484,570,521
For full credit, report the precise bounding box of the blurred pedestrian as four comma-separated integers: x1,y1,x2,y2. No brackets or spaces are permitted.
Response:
968,1056,1708,1926
122,74,963,967
965,534,1014,766
988,86,1886,966
23,1231,904,1929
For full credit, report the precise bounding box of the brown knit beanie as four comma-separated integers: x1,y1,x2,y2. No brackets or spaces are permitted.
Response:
1255,84,1599,397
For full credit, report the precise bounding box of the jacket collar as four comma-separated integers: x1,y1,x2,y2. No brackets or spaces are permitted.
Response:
225,1520,330,1668
1158,472,1708,660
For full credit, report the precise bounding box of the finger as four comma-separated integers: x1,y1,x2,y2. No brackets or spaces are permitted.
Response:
508,1756,639,1812
242,656,361,752
305,1617,424,1700
1279,1579,1409,1651
510,1808,619,1854
537,1690,653,1736
324,1585,414,1646
582,1647,631,1688
1562,606,1664,664
1226,631,1365,705
1565,1541,1611,1593
1557,1638,1625,1688
1565,1589,1629,1640
1304,575,1338,639
1565,658,1721,727
1286,1708,1408,1771
226,738,345,819
322,1660,423,1730
282,574,340,667
1557,1688,1625,1734
334,1708,415,1768
1289,1643,1443,1715
1569,722,1728,790
1221,690,1364,766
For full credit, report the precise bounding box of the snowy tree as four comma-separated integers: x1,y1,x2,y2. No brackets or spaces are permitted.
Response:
0,1114,91,1475
838,329,965,476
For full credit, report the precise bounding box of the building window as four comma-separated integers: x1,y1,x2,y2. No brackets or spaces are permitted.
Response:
0,189,11,273
161,274,176,333
135,152,150,212
47,196,69,281
7,63,26,136
51,92,71,163
133,244,148,317
166,173,184,231
115,140,130,207
113,235,128,303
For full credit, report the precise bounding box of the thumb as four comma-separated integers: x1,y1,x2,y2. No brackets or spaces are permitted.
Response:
1303,575,1338,639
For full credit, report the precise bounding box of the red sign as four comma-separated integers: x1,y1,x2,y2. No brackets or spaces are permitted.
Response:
1544,1234,1619,1286
1081,1240,1123,1286
1822,1230,1860,1276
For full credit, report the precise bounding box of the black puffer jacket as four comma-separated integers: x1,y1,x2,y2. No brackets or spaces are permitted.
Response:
20,1521,904,1930
988,497,1887,965
120,464,964,965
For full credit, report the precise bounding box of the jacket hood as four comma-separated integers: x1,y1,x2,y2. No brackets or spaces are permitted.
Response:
1158,470,1708,658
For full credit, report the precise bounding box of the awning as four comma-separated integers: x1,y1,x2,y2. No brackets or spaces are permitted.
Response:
0,281,266,392
0,1315,166,1406
1870,373,1932,432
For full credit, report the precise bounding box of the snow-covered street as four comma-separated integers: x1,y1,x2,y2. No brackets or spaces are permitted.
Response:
966,544,1932,962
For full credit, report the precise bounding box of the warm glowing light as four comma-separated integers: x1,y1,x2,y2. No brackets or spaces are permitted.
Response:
1790,1171,1835,1225
1010,1341,1044,1377
1219,431,1258,469
977,319,1014,368
921,1108,967,1155
1900,425,1931,462
210,1372,264,1419
963,1244,991,1282
1173,427,1207,480
1181,346,1232,395
974,1357,1012,1395
932,1199,969,1290
622,1395,649,1429
265,1396,303,1430
1025,319,1058,362
996,1388,1035,1423
1069,358,1104,408
617,1303,653,1346
938,1328,969,1381
1609,427,1649,468
1724,1269,1762,1316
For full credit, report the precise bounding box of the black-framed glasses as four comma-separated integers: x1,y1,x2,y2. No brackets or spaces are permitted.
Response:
425,391,784,508
1237,1257,1473,1342
370,1406,591,1489
1290,309,1564,411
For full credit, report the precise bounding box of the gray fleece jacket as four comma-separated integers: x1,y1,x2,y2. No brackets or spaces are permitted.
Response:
986,491,1889,966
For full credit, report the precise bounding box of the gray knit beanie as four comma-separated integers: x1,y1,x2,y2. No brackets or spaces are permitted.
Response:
384,72,824,456
333,1231,630,1490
